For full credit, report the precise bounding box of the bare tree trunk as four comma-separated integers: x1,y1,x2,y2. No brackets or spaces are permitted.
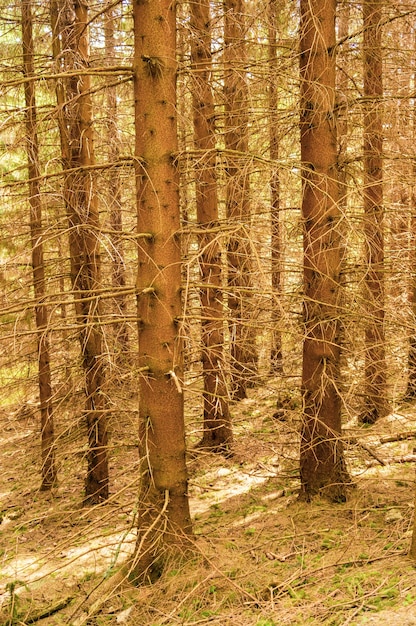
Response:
268,0,283,373
190,0,232,453
405,32,416,399
21,0,57,490
224,0,257,400
299,0,349,502
360,0,389,423
131,0,192,582
51,0,109,503
104,3,129,365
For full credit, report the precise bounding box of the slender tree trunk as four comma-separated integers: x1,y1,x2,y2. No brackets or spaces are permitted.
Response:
224,0,257,400
405,32,416,399
336,0,350,376
104,3,129,364
268,0,283,373
299,0,349,502
51,0,109,503
409,481,416,559
190,0,232,453
360,0,389,423
21,0,57,490
131,0,192,581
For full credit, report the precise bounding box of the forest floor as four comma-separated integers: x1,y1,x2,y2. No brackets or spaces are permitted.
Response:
1,377,416,625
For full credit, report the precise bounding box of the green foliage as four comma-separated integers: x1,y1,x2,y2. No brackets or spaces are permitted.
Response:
4,579,28,625
208,503,224,518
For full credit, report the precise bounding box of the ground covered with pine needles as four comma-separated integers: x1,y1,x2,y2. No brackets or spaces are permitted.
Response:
1,379,416,625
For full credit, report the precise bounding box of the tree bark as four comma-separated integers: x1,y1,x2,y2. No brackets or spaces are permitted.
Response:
268,0,283,373
360,0,389,423
299,0,349,502
190,0,232,453
224,0,257,400
405,31,416,399
131,0,192,582
21,0,57,490
51,0,109,503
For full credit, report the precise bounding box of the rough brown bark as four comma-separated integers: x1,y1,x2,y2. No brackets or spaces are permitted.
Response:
51,0,109,503
21,0,57,490
268,0,283,373
299,0,349,502
190,0,232,453
360,0,389,423
224,0,257,400
131,0,192,582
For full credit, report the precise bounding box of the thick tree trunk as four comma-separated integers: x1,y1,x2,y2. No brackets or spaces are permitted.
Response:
51,0,109,503
131,0,192,581
21,0,57,490
224,0,257,400
360,0,389,423
104,4,129,364
190,0,232,453
268,0,283,373
299,0,349,502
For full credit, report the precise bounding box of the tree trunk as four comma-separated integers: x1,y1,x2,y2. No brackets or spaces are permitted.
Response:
299,0,349,502
405,31,416,399
104,3,129,365
21,0,57,490
224,0,257,400
51,0,109,503
360,0,389,423
336,0,350,376
131,0,192,582
190,0,232,453
268,0,283,373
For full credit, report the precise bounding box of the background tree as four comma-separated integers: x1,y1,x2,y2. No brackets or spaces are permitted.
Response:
21,0,56,490
268,0,283,374
361,0,389,423
53,0,109,503
190,0,232,452
104,1,129,366
223,0,258,399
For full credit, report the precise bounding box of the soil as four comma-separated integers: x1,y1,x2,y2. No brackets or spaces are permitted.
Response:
1,380,416,625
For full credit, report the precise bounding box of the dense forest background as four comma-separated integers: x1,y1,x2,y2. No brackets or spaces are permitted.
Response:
1,0,416,624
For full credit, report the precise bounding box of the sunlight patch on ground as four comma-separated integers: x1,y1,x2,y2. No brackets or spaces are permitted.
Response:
0,459,280,604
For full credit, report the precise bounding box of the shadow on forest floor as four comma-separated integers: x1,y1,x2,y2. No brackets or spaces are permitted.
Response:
1,381,416,624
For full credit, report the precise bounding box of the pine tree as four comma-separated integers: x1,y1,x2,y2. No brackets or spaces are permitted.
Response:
299,0,349,501
21,0,57,490
224,0,257,399
190,0,232,453
131,0,192,581
51,0,109,503
360,0,389,423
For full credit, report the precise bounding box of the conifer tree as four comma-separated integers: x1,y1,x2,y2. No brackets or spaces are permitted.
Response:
131,0,192,580
361,0,389,422
191,0,232,453
51,0,109,503
224,0,257,399
299,0,349,501
22,0,56,490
